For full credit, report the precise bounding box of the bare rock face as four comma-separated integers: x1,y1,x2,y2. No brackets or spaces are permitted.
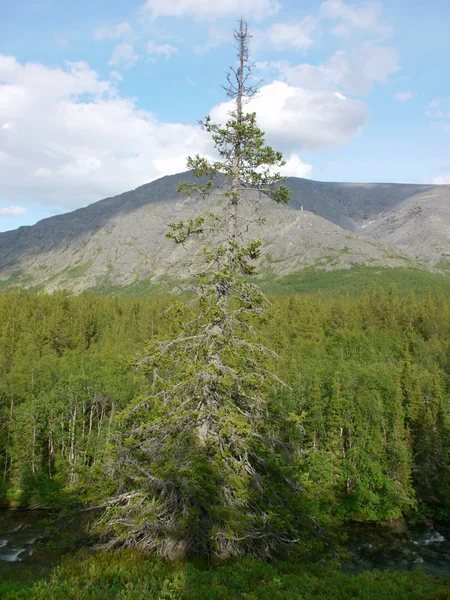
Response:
284,178,436,232
0,172,447,292
284,178,450,272
361,189,450,269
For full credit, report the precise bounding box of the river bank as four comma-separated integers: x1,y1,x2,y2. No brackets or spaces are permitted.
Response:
2,510,450,574
1,510,450,599
2,548,450,600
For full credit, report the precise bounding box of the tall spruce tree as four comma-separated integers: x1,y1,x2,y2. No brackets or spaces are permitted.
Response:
93,19,318,559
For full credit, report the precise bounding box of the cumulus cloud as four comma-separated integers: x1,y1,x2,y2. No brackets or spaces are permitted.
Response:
94,22,133,41
320,0,392,37
253,18,318,51
140,0,281,21
394,90,412,102
0,55,373,212
256,60,328,90
263,42,399,96
108,43,139,68
0,55,212,209
279,155,313,178
147,41,178,60
0,205,26,217
210,81,370,153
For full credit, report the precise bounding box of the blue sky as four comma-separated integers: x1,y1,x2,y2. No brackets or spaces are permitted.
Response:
0,0,449,231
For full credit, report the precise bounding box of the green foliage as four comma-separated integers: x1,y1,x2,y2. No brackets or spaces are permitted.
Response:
256,267,450,297
166,216,206,244
81,267,450,299
85,278,171,298
0,284,449,524
0,290,170,506
3,550,450,599
91,19,314,560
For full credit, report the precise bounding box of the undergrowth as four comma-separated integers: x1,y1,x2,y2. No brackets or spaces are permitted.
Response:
2,550,450,599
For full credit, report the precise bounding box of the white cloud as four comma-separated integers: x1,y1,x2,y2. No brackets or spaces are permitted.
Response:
432,174,450,184
0,55,212,209
427,99,450,138
394,90,412,102
108,43,139,68
254,17,318,51
328,43,399,94
256,60,328,90
0,205,26,217
265,42,399,96
94,22,133,41
426,98,450,119
279,154,313,178
147,41,178,60
0,55,371,213
109,70,123,83
428,99,440,111
320,0,392,37
210,80,370,153
140,0,281,21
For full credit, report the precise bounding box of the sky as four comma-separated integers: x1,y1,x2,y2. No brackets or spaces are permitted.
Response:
0,0,449,232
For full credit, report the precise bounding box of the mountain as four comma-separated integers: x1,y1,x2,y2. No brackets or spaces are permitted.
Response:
284,178,434,231
362,188,450,269
284,178,450,270
0,172,448,293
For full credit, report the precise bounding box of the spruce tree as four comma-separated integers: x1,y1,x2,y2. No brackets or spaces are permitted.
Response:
93,19,319,560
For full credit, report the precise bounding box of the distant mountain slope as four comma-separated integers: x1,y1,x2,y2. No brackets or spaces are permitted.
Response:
285,178,435,231
0,172,447,293
362,188,450,269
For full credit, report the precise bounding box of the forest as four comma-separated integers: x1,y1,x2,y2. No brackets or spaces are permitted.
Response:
0,284,448,521
0,283,449,598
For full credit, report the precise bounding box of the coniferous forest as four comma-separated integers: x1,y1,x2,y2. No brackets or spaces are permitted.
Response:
1,284,450,598
0,286,449,522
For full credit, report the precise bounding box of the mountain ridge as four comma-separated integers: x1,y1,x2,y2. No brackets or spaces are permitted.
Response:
0,172,448,292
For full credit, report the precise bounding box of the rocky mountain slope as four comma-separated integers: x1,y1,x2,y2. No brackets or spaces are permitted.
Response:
285,178,434,231
362,188,450,269
0,172,448,292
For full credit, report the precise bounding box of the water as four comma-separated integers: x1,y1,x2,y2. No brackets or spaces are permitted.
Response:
343,520,450,576
1,510,449,577
0,510,49,564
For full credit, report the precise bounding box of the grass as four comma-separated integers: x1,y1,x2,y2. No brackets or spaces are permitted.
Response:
255,266,450,297
85,277,174,297
63,261,93,280
2,550,449,599
2,266,449,299
0,270,33,291
437,257,450,273
81,267,450,299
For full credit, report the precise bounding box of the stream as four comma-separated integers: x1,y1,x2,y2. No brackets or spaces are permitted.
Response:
0,509,72,581
1,510,450,576
342,520,450,576
0,510,50,564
